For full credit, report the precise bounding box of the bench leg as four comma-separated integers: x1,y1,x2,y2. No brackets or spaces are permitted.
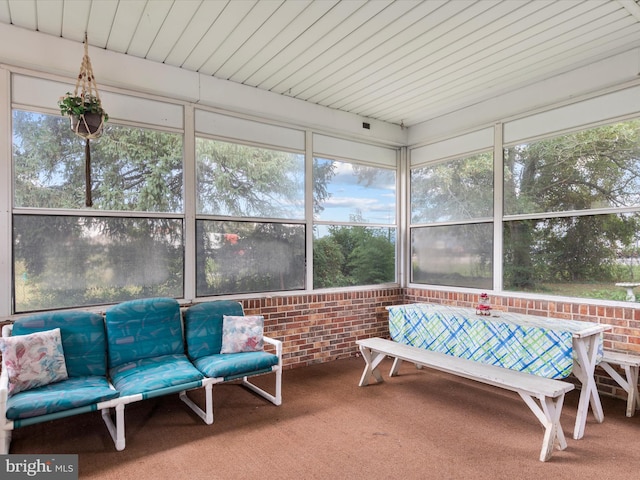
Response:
628,365,640,416
518,392,567,462
600,362,639,417
358,345,386,386
389,357,402,377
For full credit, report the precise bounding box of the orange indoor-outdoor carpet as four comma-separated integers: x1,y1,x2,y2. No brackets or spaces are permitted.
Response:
7,356,640,480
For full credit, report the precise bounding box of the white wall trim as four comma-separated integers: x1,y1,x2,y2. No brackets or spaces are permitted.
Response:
0,66,10,316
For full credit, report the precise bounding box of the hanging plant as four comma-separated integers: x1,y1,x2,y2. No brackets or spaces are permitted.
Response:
58,91,109,135
57,34,108,207
58,34,109,139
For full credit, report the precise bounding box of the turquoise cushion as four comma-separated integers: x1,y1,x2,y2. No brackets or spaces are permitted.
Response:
191,351,279,380
183,301,244,360
5,376,119,420
105,297,184,369
11,311,108,377
109,354,203,397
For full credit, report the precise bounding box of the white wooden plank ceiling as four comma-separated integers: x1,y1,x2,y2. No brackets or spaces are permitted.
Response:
1,0,639,127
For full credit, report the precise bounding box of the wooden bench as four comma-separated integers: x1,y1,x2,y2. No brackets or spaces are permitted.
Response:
356,337,575,462
599,350,640,417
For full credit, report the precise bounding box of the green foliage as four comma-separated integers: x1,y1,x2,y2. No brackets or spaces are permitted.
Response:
196,139,304,218
58,92,109,121
349,235,395,284
314,226,395,288
196,221,305,296
13,111,182,212
313,236,348,288
13,215,184,311
503,119,640,293
411,152,493,223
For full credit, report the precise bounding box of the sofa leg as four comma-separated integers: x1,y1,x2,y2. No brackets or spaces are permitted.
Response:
241,367,282,406
102,404,126,451
179,381,214,425
0,428,11,454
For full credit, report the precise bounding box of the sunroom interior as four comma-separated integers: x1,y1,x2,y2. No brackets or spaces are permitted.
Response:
2,0,640,428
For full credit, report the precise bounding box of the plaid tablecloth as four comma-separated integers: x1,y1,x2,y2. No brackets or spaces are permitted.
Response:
387,304,574,379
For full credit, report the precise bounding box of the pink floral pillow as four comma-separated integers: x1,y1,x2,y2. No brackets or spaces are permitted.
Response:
0,328,68,396
220,315,264,354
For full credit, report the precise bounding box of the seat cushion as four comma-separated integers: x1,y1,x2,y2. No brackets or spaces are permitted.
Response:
11,311,108,377
192,351,279,380
5,376,119,420
184,301,245,360
109,354,204,397
105,297,185,369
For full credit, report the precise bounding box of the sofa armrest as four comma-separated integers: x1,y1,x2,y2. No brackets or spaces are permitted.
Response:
0,357,8,398
263,336,282,364
1,323,12,393
1,323,12,338
1,324,11,454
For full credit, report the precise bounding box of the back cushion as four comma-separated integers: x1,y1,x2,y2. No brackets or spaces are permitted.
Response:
105,297,184,369
11,311,107,377
184,301,244,360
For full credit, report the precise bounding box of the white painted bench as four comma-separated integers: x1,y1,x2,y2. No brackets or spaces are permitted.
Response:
356,337,575,462
599,350,640,417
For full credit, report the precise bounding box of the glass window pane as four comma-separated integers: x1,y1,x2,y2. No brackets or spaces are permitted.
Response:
504,213,640,301
411,151,493,223
504,119,640,215
411,224,493,289
13,110,184,212
196,139,304,219
13,215,184,312
313,158,396,223
196,220,305,296
313,225,396,288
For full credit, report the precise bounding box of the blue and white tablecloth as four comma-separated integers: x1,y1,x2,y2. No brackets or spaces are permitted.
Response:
387,304,574,379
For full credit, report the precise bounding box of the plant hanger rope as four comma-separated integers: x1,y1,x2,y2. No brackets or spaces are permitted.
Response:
72,33,105,141
66,33,109,207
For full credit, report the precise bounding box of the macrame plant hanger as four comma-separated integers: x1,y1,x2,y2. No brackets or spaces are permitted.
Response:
72,33,106,207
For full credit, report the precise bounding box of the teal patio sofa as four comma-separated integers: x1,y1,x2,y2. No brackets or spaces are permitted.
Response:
0,297,283,453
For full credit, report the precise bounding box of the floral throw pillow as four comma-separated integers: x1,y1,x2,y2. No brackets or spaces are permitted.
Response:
0,328,68,396
220,315,265,354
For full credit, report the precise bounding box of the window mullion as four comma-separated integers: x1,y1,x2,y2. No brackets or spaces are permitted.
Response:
493,122,504,293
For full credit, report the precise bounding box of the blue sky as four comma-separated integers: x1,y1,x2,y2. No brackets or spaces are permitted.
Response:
316,160,396,224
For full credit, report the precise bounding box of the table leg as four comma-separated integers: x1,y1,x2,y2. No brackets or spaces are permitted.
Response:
358,345,386,386
571,335,604,439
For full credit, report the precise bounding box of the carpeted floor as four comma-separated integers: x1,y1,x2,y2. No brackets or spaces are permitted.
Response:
8,356,640,479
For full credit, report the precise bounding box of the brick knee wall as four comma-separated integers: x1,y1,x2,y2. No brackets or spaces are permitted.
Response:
242,288,403,369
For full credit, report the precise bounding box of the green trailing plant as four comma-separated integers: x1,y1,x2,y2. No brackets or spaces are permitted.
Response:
58,92,109,122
